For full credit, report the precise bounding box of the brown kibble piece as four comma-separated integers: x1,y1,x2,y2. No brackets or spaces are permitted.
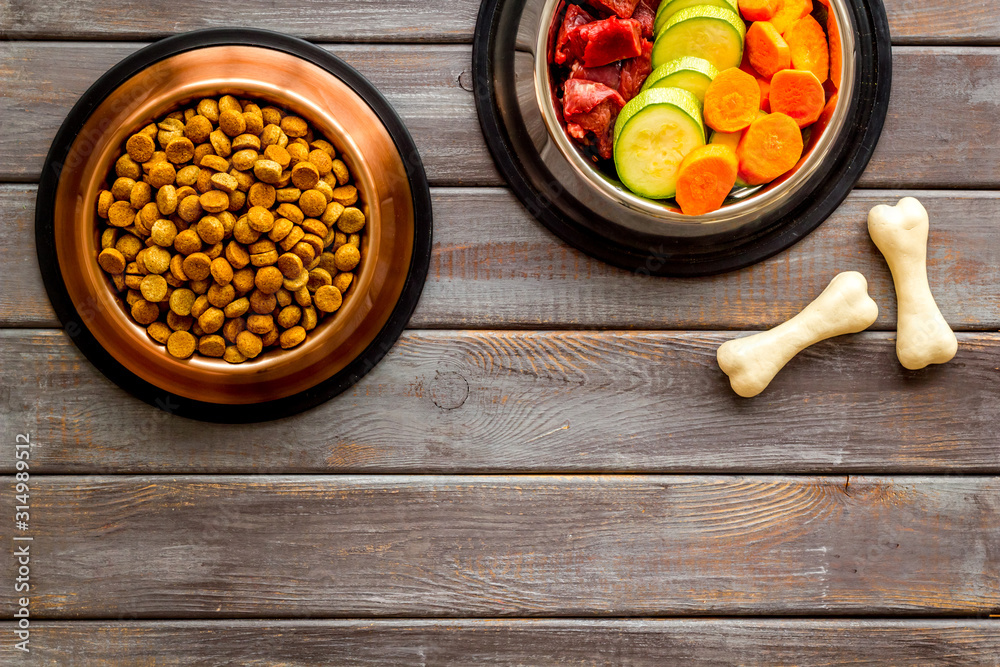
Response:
333,272,354,294
169,288,197,316
247,206,275,232
337,207,366,233
210,257,234,285
198,307,225,334
299,189,327,218
224,345,247,364
277,305,302,329
165,137,195,164
276,252,304,279
185,115,213,143
207,283,236,308
333,185,358,206
199,190,229,214
236,331,263,358
140,274,168,302
147,321,172,344
279,326,307,349
248,182,276,208
174,228,203,255
131,299,160,325
182,252,212,281
224,297,250,319
291,161,320,190
98,248,126,274
219,109,247,137
126,133,155,163
143,246,172,274
166,330,197,359
197,216,225,245
254,266,284,294
331,159,350,185
314,285,343,313
253,159,283,184
199,334,227,358
280,116,308,138
334,243,360,271
108,201,136,228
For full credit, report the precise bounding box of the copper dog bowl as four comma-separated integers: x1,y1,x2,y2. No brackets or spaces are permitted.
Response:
474,0,891,275
36,30,432,422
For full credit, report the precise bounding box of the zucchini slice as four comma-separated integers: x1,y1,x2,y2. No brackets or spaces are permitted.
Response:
613,88,706,200
652,6,746,72
641,56,720,102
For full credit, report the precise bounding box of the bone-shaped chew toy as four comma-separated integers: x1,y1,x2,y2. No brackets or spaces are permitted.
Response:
868,197,958,370
717,272,879,397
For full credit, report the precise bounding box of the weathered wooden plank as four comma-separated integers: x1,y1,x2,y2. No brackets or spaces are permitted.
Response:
4,44,1000,188
0,0,481,42
0,0,997,43
0,43,496,186
2,329,999,473
0,476,996,617
5,185,999,330
2,619,999,665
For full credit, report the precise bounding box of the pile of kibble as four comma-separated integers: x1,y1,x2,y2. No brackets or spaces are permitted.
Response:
95,95,365,363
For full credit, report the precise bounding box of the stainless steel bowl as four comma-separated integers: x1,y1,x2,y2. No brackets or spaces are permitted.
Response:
474,0,892,275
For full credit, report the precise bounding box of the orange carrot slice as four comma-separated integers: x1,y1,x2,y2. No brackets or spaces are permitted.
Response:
786,15,829,82
675,144,739,216
738,0,777,22
770,0,813,34
746,21,791,79
703,67,762,133
827,8,842,89
736,112,804,185
769,69,825,128
740,49,772,112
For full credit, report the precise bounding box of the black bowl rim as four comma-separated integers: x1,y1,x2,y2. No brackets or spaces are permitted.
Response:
473,0,892,277
35,27,433,424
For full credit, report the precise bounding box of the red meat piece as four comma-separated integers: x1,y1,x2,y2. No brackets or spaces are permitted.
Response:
562,78,625,159
588,0,642,19
554,4,594,65
570,60,622,91
570,16,643,67
631,0,657,39
618,39,652,102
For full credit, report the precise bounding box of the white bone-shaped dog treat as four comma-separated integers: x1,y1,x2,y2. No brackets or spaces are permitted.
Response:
717,272,879,398
868,197,958,370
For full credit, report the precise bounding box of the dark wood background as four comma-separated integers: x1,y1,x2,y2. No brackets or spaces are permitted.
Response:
1,1,998,664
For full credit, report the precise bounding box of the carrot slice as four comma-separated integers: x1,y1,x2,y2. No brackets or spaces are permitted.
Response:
827,8,842,89
769,69,825,128
746,21,791,79
736,112,804,185
770,0,813,34
786,15,829,82
738,0,777,22
703,67,762,133
739,49,772,111
675,144,739,216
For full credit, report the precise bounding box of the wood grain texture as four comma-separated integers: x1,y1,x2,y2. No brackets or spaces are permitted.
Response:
2,620,999,665
5,44,1000,188
1,0,998,43
0,475,997,617
0,43,496,186
0,0,481,42
2,329,999,474
6,185,1000,330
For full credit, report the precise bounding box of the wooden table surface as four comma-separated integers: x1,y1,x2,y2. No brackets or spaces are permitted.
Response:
1,1,999,664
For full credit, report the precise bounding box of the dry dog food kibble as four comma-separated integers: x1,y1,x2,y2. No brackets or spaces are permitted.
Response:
95,95,364,361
